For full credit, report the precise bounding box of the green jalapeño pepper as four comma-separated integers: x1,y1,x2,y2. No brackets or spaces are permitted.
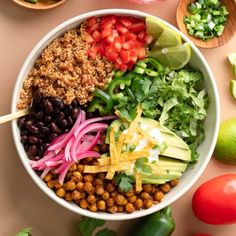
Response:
107,72,135,101
87,89,113,115
132,205,175,236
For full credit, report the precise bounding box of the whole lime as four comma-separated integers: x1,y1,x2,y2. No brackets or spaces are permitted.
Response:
214,118,236,165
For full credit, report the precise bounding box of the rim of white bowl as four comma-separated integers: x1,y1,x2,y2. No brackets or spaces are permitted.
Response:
11,9,220,221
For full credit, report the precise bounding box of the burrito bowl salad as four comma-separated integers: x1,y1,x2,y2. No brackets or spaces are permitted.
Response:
16,15,208,214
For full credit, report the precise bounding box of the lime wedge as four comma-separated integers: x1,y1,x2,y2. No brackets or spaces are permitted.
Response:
149,43,191,70
146,16,166,40
230,79,236,100
155,27,182,47
228,53,236,65
228,53,236,77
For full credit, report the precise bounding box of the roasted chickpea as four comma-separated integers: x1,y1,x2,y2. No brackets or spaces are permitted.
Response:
83,174,93,183
65,192,73,201
106,183,115,192
106,198,114,207
125,189,134,198
87,195,96,204
72,171,82,182
115,194,127,206
125,203,135,213
93,178,103,186
97,172,105,180
72,190,82,201
76,182,84,191
84,182,94,194
97,200,106,211
47,180,55,189
66,172,72,179
101,143,108,153
107,206,118,214
154,191,164,202
77,164,84,173
140,192,150,200
117,206,124,213
56,188,65,198
54,180,62,189
169,179,179,187
142,184,153,194
134,199,143,210
89,204,97,212
64,181,76,191
110,191,118,199
95,185,104,195
69,163,77,172
160,183,171,193
80,199,88,209
128,195,137,203
101,191,109,200
44,173,52,182
144,199,153,209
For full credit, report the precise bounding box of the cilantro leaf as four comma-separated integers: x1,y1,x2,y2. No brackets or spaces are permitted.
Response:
15,227,32,236
95,228,117,236
78,217,105,236
114,173,135,192
134,157,152,175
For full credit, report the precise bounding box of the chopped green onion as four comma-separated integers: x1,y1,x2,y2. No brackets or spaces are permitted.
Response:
184,0,228,41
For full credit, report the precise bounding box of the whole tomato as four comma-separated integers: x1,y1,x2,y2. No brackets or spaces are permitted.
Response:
192,174,236,224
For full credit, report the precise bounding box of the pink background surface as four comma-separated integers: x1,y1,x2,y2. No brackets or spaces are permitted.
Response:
0,0,236,235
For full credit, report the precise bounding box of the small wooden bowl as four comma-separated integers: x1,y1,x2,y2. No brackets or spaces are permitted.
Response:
13,0,67,10
176,0,236,48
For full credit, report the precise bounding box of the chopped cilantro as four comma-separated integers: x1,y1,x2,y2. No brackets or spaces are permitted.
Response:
114,173,135,192
134,157,152,175
15,228,32,236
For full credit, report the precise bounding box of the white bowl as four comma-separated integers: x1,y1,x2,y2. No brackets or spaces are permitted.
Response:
11,9,220,220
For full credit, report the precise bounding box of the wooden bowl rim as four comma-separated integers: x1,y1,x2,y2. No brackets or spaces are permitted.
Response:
176,0,236,48
12,0,67,10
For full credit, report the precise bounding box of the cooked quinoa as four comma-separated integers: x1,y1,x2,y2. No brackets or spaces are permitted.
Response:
17,26,113,110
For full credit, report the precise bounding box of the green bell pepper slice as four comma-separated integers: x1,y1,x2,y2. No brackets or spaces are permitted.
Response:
87,89,113,115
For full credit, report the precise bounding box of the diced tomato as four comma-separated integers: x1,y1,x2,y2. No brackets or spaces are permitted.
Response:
106,35,115,44
86,17,97,27
130,49,137,57
87,45,97,59
106,51,119,62
96,45,105,56
85,34,94,43
122,42,131,50
92,30,101,42
87,23,100,34
125,33,137,41
144,35,154,45
130,56,138,64
120,50,130,64
137,47,146,59
116,57,123,65
112,30,119,37
120,64,128,71
128,22,146,33
120,17,132,27
116,24,128,34
101,28,112,38
138,30,146,40
114,40,122,51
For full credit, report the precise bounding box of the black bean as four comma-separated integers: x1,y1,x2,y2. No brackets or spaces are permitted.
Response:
36,111,44,120
29,136,38,144
64,104,72,114
44,100,54,114
38,146,45,157
28,145,38,156
67,116,74,127
40,126,50,134
27,125,39,134
17,117,26,128
30,156,41,161
49,133,58,142
52,98,64,109
64,129,69,133
50,122,61,134
37,121,44,129
20,135,28,144
26,120,34,127
60,119,68,128
72,108,80,120
72,100,79,107
44,115,52,123
38,138,43,144
56,111,65,122
44,143,50,150
20,130,29,136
